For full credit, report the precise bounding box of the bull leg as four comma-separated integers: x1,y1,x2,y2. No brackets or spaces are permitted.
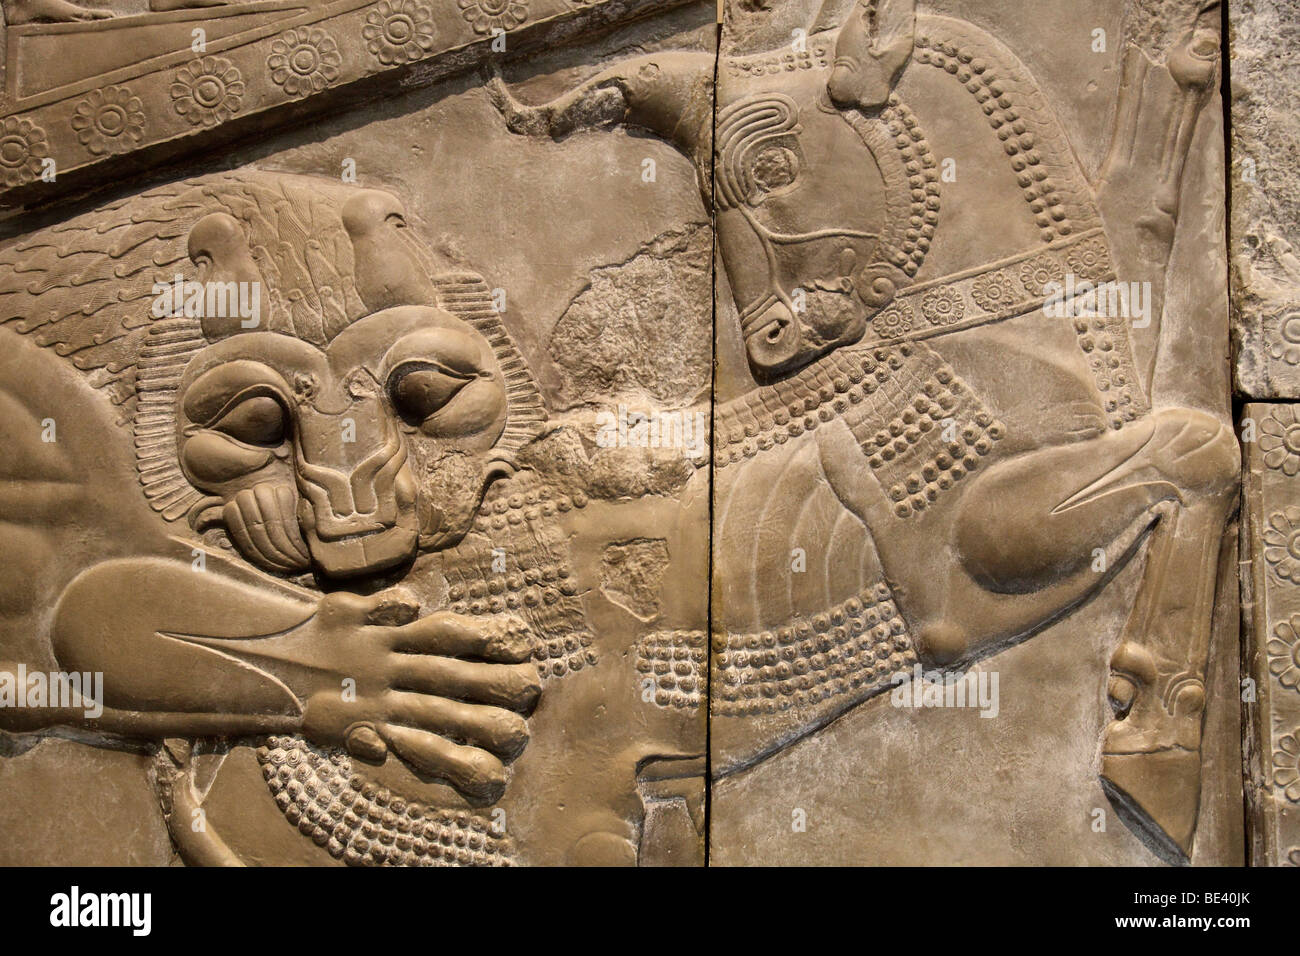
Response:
820,406,1237,651
819,387,1237,858
1095,20,1220,394
1098,492,1235,863
978,403,1237,860
955,406,1236,860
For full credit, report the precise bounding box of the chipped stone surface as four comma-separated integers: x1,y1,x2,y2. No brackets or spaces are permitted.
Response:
1231,0,1300,397
549,223,712,409
601,537,672,620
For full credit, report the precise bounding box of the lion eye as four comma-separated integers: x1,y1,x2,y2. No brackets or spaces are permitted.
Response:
210,395,287,446
387,362,474,424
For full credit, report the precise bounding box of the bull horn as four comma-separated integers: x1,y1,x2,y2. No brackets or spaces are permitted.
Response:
486,52,715,164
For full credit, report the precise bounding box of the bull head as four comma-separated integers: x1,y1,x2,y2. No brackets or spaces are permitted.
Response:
486,0,918,384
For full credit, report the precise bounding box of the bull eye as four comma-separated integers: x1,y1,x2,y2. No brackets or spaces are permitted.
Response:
387,361,474,425
210,395,287,447
751,145,798,194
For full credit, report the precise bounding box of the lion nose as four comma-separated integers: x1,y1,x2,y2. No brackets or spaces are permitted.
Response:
294,414,410,538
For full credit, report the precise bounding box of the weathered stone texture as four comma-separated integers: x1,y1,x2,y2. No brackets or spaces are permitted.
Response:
1231,0,1300,397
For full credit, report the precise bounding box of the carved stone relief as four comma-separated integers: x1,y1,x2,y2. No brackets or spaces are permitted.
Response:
490,0,1241,865
703,0,1239,866
0,0,1280,868
0,0,697,204
1243,402,1300,866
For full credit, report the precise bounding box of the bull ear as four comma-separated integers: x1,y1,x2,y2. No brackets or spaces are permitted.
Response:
828,0,916,109
873,0,916,57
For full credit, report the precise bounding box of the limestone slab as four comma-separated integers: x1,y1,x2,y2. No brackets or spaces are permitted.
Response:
0,0,714,866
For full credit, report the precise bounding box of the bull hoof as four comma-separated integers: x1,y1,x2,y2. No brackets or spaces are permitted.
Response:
1100,748,1201,865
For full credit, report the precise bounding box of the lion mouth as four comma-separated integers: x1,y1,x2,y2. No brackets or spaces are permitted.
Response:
306,522,419,579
